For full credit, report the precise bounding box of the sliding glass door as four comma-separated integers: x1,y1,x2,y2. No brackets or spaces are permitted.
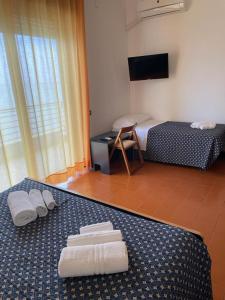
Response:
0,0,90,192
0,32,67,191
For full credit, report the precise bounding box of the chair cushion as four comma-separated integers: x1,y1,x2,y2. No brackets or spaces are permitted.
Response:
116,140,137,150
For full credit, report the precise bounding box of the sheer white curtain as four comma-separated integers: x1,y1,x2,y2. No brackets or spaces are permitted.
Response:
0,0,90,192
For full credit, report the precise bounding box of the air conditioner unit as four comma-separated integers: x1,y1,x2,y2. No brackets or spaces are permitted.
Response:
137,0,186,19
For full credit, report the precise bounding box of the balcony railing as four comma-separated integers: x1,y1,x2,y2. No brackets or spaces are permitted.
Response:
0,101,65,144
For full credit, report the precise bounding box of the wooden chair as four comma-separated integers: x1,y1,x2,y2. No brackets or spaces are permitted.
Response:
109,124,144,175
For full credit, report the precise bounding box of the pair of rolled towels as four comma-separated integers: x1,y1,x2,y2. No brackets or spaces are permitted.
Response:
7,189,57,227
58,221,129,278
191,121,216,130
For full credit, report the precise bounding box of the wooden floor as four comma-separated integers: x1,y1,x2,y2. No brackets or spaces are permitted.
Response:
68,158,225,300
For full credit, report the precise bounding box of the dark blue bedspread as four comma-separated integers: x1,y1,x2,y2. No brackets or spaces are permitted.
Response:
0,178,212,299
146,121,225,169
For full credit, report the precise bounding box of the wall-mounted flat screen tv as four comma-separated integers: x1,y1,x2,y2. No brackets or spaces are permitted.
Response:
128,53,169,81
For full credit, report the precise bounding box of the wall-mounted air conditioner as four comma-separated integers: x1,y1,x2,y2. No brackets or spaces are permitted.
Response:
137,0,186,19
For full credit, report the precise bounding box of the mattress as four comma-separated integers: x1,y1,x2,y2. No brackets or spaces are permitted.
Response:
145,121,225,169
0,178,212,299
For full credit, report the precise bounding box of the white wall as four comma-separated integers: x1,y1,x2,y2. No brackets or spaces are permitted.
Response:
85,0,130,136
126,0,225,123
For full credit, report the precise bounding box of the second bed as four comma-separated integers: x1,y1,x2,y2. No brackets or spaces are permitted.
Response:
134,119,225,169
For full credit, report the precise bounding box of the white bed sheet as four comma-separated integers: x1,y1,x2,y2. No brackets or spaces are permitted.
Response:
135,119,164,151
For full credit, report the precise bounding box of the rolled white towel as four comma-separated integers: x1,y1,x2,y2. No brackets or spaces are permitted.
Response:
191,122,200,129
7,191,37,227
29,189,48,217
191,121,216,130
80,221,113,234
58,241,128,278
199,121,216,130
42,190,57,210
67,230,123,247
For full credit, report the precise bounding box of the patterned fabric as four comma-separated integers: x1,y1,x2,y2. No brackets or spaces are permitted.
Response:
0,178,212,299
146,121,225,169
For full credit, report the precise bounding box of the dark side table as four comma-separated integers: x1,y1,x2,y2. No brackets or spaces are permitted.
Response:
91,131,118,174
91,131,131,174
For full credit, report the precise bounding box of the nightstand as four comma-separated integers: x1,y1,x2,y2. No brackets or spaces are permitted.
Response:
91,131,130,174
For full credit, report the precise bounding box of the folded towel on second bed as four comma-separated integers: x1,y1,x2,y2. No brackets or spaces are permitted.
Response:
67,230,123,247
7,191,37,227
58,241,128,278
191,121,216,130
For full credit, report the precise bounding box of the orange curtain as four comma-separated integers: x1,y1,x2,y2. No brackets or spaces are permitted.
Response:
46,0,91,184
0,0,91,191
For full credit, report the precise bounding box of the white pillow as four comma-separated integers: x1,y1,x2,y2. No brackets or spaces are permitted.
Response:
112,114,151,131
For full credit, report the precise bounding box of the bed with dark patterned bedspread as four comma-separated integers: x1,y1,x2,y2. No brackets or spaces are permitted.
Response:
145,121,225,169
0,178,212,299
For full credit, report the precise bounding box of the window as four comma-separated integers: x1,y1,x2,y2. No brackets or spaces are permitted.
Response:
16,34,65,137
0,33,21,144
0,32,67,190
0,33,65,143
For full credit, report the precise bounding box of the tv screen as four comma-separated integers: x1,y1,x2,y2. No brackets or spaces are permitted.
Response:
128,53,169,81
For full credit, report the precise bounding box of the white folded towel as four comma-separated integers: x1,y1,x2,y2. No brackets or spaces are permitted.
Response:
7,191,37,227
80,221,113,234
67,230,123,247
29,189,48,217
199,121,216,130
190,122,200,129
58,241,128,278
191,121,216,130
42,190,56,210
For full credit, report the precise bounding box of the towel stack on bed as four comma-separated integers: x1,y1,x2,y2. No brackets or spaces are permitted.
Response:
7,189,57,227
191,121,216,130
58,221,129,278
